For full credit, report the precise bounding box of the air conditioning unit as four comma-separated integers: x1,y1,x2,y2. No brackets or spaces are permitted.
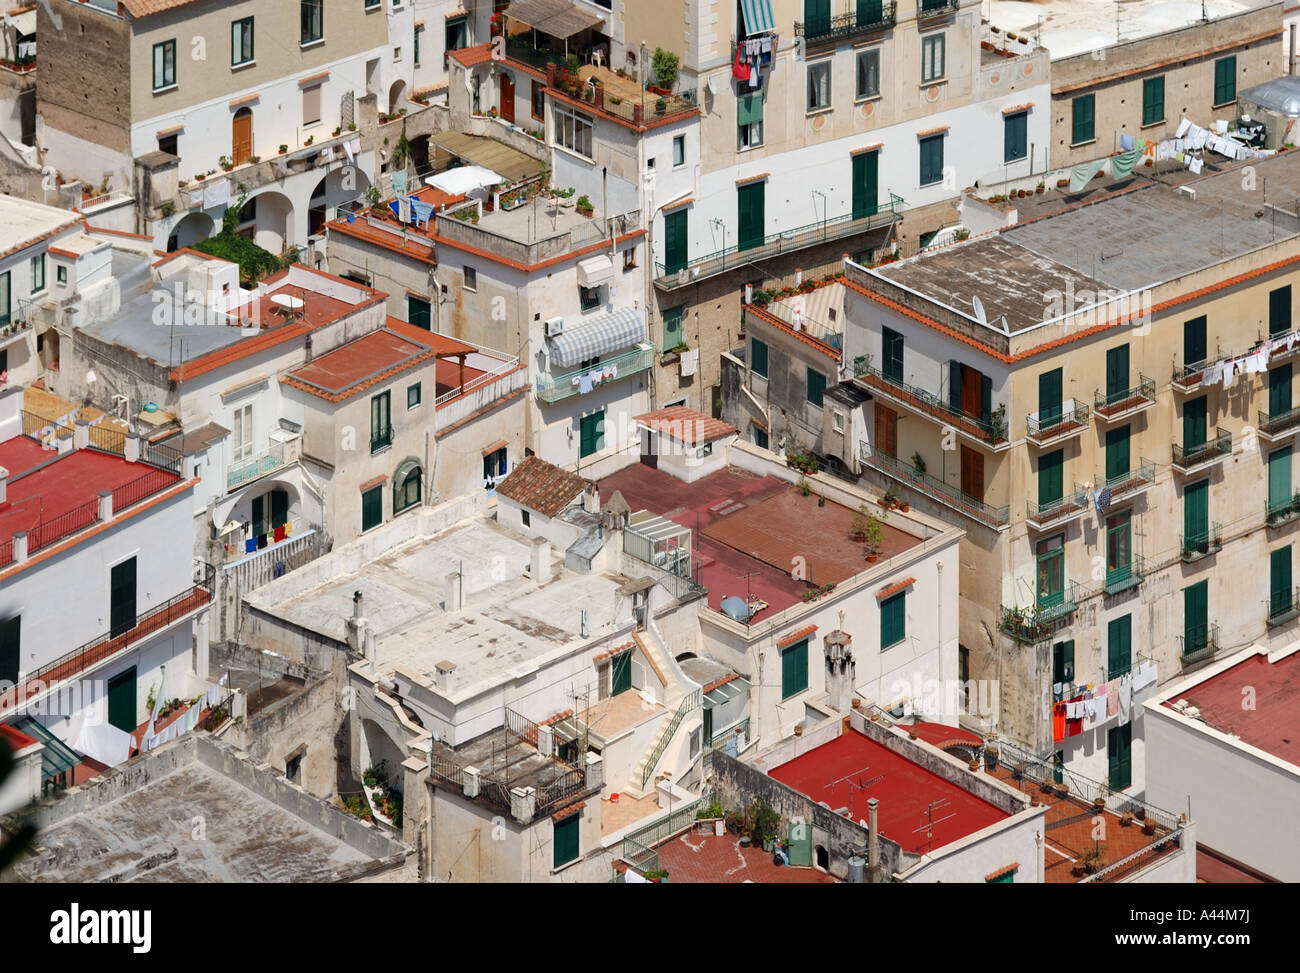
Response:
545,316,564,337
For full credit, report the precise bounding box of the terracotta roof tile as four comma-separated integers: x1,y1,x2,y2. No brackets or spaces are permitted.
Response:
777,624,818,648
634,406,737,445
985,862,1019,882
877,577,916,600
495,455,589,518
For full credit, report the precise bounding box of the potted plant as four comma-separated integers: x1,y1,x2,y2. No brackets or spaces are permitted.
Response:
849,503,874,542
278,144,288,154
348,122,357,131
304,135,314,146
862,513,885,562
1012,762,1026,781
333,126,342,136
655,97,667,113
1036,181,1046,194
911,451,927,477
576,194,594,216
219,155,234,171
881,485,900,509
984,744,999,770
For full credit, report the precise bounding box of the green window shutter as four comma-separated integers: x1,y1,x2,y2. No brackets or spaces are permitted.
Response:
948,360,963,411
781,639,809,698
737,92,763,127
751,337,769,378
1003,111,1027,163
662,306,684,349
0,615,19,687
919,134,944,186
987,870,1015,884
1271,546,1293,617
883,327,904,383
1270,364,1293,418
1052,640,1075,685
979,373,993,426
1183,396,1207,450
1184,580,1208,652
1105,425,1130,481
110,557,137,638
807,368,826,407
362,486,383,532
1270,285,1292,337
664,209,688,274
1071,94,1095,144
611,650,632,695
737,182,765,251
1183,316,1207,369
1107,614,1132,679
1183,480,1209,544
580,410,605,458
553,814,580,867
1108,722,1132,790
1038,449,1064,507
1105,344,1129,401
852,151,879,219
804,0,830,33
1269,446,1293,510
881,592,906,648
271,488,289,529
1142,76,1164,126
1038,368,1062,427
407,295,431,330
1214,56,1236,105
106,667,137,734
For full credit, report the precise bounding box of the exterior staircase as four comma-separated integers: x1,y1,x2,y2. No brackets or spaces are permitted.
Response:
625,624,702,795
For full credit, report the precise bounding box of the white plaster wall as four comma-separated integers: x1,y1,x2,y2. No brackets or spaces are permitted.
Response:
899,806,1046,883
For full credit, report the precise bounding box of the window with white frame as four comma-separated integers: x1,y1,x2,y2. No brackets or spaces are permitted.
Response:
856,49,880,99
921,34,946,83
153,40,176,90
672,134,685,167
807,60,832,111
231,403,253,463
554,104,594,159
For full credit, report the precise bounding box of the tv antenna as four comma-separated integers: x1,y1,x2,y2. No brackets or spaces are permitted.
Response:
912,798,956,853
824,766,884,819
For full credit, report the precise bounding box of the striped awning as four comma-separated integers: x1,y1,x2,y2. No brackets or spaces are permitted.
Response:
547,307,645,369
740,0,776,34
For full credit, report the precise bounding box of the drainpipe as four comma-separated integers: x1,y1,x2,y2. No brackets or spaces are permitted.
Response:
752,649,764,747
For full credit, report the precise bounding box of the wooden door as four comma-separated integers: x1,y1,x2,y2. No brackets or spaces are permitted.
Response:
873,405,897,459
232,108,253,166
960,364,980,419
499,74,515,123
960,445,984,502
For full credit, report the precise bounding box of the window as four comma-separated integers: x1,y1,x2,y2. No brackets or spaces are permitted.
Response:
662,306,684,349
832,410,844,433
463,265,477,291
1183,396,1208,452
919,133,944,186
1108,722,1132,790
1036,533,1065,612
231,402,253,463
1038,449,1064,508
949,361,992,425
300,0,323,44
1271,545,1293,618
407,294,431,330
1107,613,1132,680
1270,285,1291,337
1105,425,1130,482
531,80,545,120
56,265,67,286
753,425,769,449
158,132,178,156
553,814,579,868
393,463,421,513
803,0,830,34
738,92,764,148
29,253,45,294
856,49,880,99
1269,446,1292,515
1184,479,1209,547
364,0,379,7
807,61,832,111
1038,367,1062,429
1052,639,1075,687
807,368,826,408
987,869,1016,884
370,390,392,453
921,34,945,83
663,209,689,274
1184,315,1207,371
1071,93,1095,145
414,24,423,65
882,326,904,382
0,615,19,687
611,649,633,695
1141,75,1164,126
1184,580,1208,655
750,337,769,378
231,17,254,66
672,134,685,168
302,83,322,126
623,247,636,271
781,639,809,699
881,591,906,648
361,485,383,532
579,410,604,458
521,509,531,527
579,285,601,311
1105,343,1129,403
152,40,176,90
445,15,468,67
1106,511,1133,588
483,446,507,488
554,105,594,158
285,752,303,783
109,557,137,639
407,383,421,409
1214,55,1236,106
1003,111,1027,163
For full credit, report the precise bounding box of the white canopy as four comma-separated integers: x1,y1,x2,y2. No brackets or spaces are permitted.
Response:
425,165,505,196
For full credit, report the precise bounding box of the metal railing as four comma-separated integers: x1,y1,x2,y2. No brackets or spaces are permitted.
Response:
535,768,587,812
1101,458,1156,499
863,445,1010,527
795,2,896,42
917,0,959,18
999,582,1083,642
535,343,655,403
1171,359,1207,391
1259,406,1300,438
621,798,702,874
1179,623,1220,663
370,425,394,453
1267,586,1300,626
1079,830,1184,883
429,753,464,788
112,466,177,513
639,690,701,790
433,356,522,407
1180,523,1223,561
1094,376,1156,418
1104,553,1146,595
1172,427,1231,470
1026,487,1089,528
854,362,1007,444
1266,494,1300,525
227,437,298,489
1026,403,1090,443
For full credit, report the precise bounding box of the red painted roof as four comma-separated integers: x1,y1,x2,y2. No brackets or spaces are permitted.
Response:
635,406,737,445
768,729,1009,854
0,722,37,751
1163,651,1300,767
282,326,476,402
653,831,838,883
0,435,54,479
908,721,984,750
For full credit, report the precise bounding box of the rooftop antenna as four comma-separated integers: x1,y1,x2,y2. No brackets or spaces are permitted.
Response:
911,798,957,853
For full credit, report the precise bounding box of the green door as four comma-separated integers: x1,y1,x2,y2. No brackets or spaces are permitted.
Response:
1184,580,1208,652
0,615,18,686
611,650,632,695
1107,614,1131,679
270,488,289,530
1105,344,1129,403
407,295,431,330
1183,480,1209,545
1270,285,1292,337
1105,425,1130,481
1184,316,1207,370
580,410,605,458
1108,722,1132,790
109,557,137,638
737,182,765,252
1183,397,1207,451
804,0,830,34
107,666,137,733
1038,368,1063,429
852,151,878,220
251,495,266,539
1038,449,1063,507
703,707,713,746
1271,546,1293,617
1269,447,1293,513
1270,364,1292,419
361,485,383,532
663,209,688,275
788,817,812,866
856,0,883,26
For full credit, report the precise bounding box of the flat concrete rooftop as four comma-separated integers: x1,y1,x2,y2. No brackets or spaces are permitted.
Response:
252,517,635,697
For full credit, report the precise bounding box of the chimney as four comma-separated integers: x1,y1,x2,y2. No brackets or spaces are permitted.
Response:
584,750,604,791
867,797,880,880
445,571,463,611
57,431,73,455
463,765,481,799
0,466,7,505
536,723,554,756
124,434,141,463
583,482,600,514
12,529,28,564
795,268,803,287
74,419,89,450
434,659,457,695
823,630,855,714
530,536,552,585
744,283,753,303
98,489,113,522
510,785,537,824
346,590,368,655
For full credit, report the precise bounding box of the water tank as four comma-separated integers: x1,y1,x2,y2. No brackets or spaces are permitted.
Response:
847,855,865,884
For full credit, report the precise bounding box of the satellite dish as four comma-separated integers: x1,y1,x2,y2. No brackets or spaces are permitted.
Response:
972,295,987,325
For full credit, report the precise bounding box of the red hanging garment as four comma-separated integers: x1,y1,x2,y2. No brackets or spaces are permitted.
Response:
1053,702,1067,742
733,42,751,82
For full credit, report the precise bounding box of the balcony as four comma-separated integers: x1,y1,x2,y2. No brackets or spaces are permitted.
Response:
1094,376,1156,423
1259,407,1300,442
226,435,301,490
917,0,959,18
795,2,896,44
1179,623,1219,666
434,355,528,430
999,584,1081,643
1104,553,1146,596
1026,401,1090,447
1267,587,1300,627
1171,361,1206,394
1172,427,1231,475
535,343,655,404
1100,458,1156,504
1266,494,1300,527
863,445,1009,528
655,195,904,291
1026,487,1090,531
854,362,1009,448
370,424,394,454
1180,524,1223,563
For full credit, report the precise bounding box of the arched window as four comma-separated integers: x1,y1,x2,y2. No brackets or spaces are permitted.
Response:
393,460,422,514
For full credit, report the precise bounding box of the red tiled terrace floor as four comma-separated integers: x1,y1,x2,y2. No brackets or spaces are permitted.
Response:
654,830,838,883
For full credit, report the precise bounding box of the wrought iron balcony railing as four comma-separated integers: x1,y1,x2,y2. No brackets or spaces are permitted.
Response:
1172,427,1231,472
863,445,1009,527
1094,376,1156,420
1026,402,1090,445
795,2,896,43
1180,523,1223,562
1104,553,1146,596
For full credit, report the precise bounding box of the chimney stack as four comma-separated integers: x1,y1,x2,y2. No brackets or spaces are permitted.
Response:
434,659,457,696
445,571,463,611
583,482,600,514
824,630,855,714
530,536,552,585
346,590,369,655
867,797,880,881
0,466,7,505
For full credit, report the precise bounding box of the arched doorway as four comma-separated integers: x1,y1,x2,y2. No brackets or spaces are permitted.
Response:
388,79,407,115
232,107,253,166
167,211,215,251
307,167,370,238
393,459,423,515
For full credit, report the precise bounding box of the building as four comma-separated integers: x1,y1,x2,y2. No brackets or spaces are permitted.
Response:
818,148,1300,795
1144,643,1298,881
0,383,214,775
986,0,1283,169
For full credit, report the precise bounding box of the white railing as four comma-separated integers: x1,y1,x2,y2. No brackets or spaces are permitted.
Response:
434,359,527,429
227,436,301,490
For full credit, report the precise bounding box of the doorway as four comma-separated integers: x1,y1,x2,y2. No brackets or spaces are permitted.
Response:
232,107,253,166
499,74,515,123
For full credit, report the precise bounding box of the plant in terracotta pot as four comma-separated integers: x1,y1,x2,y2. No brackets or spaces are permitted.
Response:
881,485,900,510
279,144,288,154
983,744,999,769
861,512,885,562
576,194,594,216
